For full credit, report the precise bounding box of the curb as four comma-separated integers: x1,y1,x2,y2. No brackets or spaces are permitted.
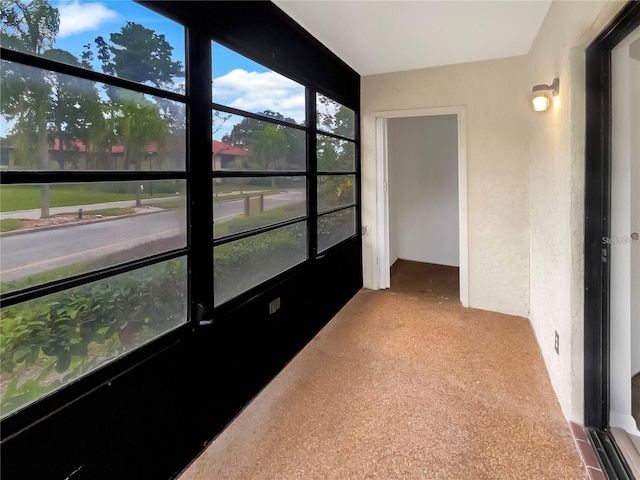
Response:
0,208,173,238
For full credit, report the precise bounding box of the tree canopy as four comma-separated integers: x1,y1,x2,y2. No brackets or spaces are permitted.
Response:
95,21,184,92
221,111,304,169
0,0,59,54
1,0,184,214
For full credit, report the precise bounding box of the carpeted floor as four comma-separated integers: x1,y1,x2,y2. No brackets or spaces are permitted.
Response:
179,260,585,479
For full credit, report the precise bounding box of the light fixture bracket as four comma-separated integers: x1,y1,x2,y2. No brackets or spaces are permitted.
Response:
531,78,559,96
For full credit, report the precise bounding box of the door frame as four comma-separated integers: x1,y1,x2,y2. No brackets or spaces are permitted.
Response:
584,3,640,478
374,106,468,307
609,22,640,437
585,0,640,431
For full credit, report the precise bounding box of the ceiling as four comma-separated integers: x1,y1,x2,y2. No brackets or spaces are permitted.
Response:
272,0,552,76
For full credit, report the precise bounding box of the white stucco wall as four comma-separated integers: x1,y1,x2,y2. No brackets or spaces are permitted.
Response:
387,115,459,267
362,56,530,317
527,0,626,422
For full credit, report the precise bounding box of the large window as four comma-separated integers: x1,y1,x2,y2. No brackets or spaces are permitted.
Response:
211,41,310,305
0,1,360,427
0,1,188,416
315,93,358,253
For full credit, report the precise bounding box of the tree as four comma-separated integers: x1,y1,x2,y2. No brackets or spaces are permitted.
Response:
317,135,338,171
0,0,59,54
84,102,119,170
316,97,355,171
93,22,182,174
95,21,183,96
43,49,102,170
261,111,304,169
1,0,60,217
254,124,288,170
221,116,264,150
117,95,168,205
212,110,231,137
220,110,304,170
332,103,355,139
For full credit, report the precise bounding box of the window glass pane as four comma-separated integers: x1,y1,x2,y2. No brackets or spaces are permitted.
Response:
0,1,185,93
316,93,355,139
0,257,188,417
1,61,186,171
317,175,356,213
318,207,356,253
0,181,186,294
214,222,307,306
317,135,355,172
214,177,306,239
212,42,305,126
212,111,305,172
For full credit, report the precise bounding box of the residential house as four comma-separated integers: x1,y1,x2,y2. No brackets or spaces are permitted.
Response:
212,139,250,170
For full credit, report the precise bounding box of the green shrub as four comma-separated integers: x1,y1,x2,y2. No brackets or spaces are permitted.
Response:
214,223,305,305
0,259,187,414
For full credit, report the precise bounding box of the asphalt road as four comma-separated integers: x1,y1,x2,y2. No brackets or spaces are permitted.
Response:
213,189,305,221
0,189,305,283
0,210,184,282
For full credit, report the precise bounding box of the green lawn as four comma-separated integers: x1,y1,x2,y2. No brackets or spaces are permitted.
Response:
0,219,23,232
214,204,305,237
0,185,174,212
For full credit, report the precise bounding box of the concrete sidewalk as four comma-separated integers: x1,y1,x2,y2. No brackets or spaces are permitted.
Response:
0,196,182,220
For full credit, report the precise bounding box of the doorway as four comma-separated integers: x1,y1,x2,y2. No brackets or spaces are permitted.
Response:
374,107,468,307
610,23,640,438
584,2,640,479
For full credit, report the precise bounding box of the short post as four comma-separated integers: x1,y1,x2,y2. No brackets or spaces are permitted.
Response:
259,194,264,213
243,196,250,216
78,208,83,219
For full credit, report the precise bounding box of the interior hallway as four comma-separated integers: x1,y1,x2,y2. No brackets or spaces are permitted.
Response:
179,260,585,479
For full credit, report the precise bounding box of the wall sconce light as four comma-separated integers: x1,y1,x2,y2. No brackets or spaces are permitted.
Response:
530,78,559,112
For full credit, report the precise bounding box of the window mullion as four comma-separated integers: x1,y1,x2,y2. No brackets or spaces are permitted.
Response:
187,28,214,325
308,88,318,259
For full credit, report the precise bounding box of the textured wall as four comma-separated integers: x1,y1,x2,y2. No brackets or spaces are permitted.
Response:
527,0,626,422
387,115,459,267
361,0,628,423
362,56,530,317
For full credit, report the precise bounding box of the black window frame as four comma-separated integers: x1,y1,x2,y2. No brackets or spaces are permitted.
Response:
208,40,361,310
0,17,195,429
0,2,361,476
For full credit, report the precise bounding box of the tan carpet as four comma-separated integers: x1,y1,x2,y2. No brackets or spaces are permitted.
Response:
179,260,585,480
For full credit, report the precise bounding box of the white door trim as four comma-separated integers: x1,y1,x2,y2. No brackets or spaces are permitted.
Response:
375,118,391,289
374,106,468,307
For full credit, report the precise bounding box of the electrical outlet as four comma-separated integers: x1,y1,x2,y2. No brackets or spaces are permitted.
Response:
269,297,281,314
554,331,559,355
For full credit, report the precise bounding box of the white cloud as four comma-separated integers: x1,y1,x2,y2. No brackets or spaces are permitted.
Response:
213,69,306,124
57,1,119,38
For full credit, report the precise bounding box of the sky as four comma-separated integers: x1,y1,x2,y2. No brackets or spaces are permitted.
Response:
44,1,307,139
